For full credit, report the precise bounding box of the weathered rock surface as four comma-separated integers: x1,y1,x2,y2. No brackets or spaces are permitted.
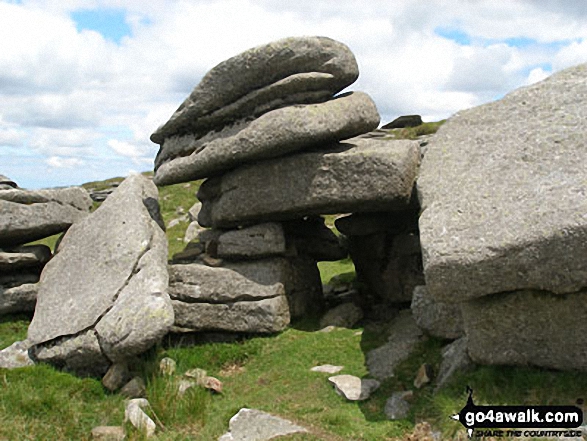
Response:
411,285,464,339
154,92,380,184
328,374,380,401
0,187,91,247
27,175,173,374
0,340,34,369
215,223,286,260
435,337,473,391
311,364,344,374
462,289,587,370
198,137,420,228
125,399,156,438
219,408,307,441
367,310,423,380
169,261,290,333
418,63,587,302
0,282,38,315
0,245,51,271
151,36,359,144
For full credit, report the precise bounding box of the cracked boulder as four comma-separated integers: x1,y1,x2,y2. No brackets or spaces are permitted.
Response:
198,137,420,228
27,174,173,376
0,186,91,247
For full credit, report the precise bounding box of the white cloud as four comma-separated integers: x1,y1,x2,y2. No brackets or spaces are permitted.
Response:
2,0,587,188
46,156,85,168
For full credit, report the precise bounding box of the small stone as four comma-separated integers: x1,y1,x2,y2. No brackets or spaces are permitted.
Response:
178,379,196,396
188,202,202,222
91,426,126,441
318,325,337,333
102,363,131,392
328,374,380,401
384,391,413,420
218,408,307,441
435,338,474,392
0,340,34,369
120,377,146,399
124,398,155,438
159,357,176,376
172,242,205,263
184,368,207,382
203,376,223,393
413,363,433,389
311,364,344,374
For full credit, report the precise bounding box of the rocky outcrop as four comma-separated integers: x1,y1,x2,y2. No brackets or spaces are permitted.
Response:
418,62,587,370
27,175,173,375
197,137,420,229
0,186,91,247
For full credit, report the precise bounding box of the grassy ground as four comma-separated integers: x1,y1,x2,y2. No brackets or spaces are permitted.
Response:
4,120,586,439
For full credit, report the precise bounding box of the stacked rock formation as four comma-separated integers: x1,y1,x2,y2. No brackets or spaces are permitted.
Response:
152,36,422,332
27,174,174,376
418,62,587,370
0,176,92,316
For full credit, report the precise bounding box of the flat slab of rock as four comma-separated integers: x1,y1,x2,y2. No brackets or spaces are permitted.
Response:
328,374,380,401
27,175,173,373
219,408,307,441
151,36,359,144
311,364,344,374
0,187,91,247
418,63,587,302
367,310,423,380
462,289,587,370
0,340,34,369
154,92,380,184
0,245,51,271
216,223,286,260
169,260,290,333
198,137,420,228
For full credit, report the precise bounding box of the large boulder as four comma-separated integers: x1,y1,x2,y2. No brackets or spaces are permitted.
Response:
418,63,587,302
150,36,359,144
198,137,420,228
27,175,173,375
154,92,380,184
462,289,587,370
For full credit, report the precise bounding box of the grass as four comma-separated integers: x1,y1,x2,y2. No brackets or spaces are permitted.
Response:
5,146,587,439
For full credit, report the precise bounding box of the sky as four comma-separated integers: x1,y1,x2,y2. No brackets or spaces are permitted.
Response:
2,1,587,189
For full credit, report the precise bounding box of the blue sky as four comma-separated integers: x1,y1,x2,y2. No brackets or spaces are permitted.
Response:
71,8,131,44
1,0,587,189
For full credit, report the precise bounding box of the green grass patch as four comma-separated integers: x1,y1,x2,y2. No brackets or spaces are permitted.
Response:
383,120,446,140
